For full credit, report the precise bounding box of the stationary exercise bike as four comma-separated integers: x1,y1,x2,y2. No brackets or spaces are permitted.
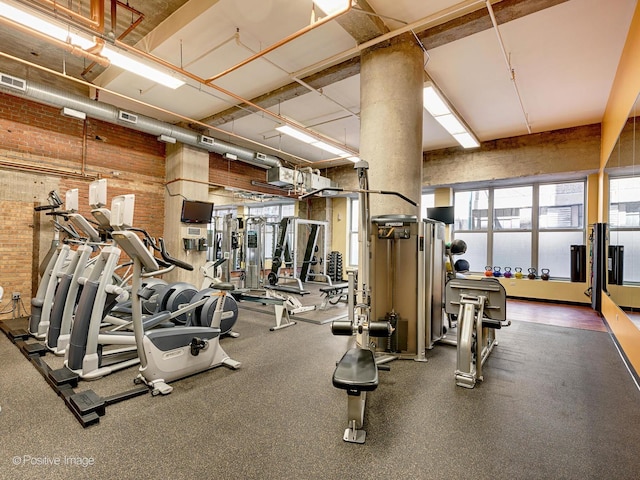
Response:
109,195,240,395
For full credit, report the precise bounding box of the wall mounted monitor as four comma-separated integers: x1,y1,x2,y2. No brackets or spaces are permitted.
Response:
180,199,214,224
426,206,454,225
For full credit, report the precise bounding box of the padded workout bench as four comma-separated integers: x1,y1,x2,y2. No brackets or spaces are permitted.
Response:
331,319,389,443
319,282,349,310
333,348,379,443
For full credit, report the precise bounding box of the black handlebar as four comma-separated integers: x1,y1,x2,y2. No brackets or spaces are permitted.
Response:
123,227,193,271
158,238,194,271
300,186,417,207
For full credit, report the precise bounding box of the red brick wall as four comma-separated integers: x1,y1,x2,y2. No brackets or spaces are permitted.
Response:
0,92,166,313
0,92,290,314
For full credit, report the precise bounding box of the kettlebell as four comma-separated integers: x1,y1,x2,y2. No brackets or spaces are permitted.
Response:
503,267,512,279
493,266,502,277
514,267,523,279
484,266,493,277
527,267,537,280
541,268,550,281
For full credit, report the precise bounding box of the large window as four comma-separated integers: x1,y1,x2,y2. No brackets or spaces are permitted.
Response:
453,181,585,278
609,176,640,283
246,203,295,259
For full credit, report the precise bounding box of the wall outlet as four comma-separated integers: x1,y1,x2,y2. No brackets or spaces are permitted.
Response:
12,292,20,300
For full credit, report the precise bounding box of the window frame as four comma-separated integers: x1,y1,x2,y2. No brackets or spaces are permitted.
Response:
453,180,586,278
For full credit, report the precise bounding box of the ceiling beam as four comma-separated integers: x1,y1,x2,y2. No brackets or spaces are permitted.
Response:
202,0,570,128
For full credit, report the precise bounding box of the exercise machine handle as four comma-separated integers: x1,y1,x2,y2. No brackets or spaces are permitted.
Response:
300,187,417,207
158,238,194,271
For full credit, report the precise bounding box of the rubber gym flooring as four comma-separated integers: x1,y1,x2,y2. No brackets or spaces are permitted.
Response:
1,292,639,480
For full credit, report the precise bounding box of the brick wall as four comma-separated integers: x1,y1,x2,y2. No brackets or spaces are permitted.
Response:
0,92,291,316
0,200,33,317
0,92,166,315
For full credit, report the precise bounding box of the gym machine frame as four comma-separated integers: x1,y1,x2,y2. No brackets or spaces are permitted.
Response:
268,217,331,291
302,160,418,443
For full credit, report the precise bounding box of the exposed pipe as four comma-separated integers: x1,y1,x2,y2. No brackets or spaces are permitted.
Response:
203,2,352,84
81,1,145,77
0,73,283,169
90,0,104,33
485,0,532,134
234,32,359,120
1,51,310,166
0,15,110,67
292,0,487,79
4,0,358,160
35,0,102,28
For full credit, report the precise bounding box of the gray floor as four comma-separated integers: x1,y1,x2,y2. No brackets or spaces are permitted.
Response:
1,299,639,480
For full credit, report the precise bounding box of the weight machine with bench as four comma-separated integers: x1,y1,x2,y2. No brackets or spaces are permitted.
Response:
302,160,423,443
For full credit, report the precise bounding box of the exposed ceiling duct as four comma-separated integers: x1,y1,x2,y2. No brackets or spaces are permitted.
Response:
0,72,282,169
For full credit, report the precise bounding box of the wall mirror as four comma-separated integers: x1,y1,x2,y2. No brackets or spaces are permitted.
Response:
605,94,640,313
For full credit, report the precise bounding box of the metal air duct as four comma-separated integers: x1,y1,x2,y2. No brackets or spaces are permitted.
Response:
0,73,282,169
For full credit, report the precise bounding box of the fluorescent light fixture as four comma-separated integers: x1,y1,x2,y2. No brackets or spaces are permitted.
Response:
347,156,360,163
277,123,354,158
0,1,184,90
453,132,480,148
276,125,316,144
434,114,465,134
312,0,349,15
423,86,450,117
61,107,86,120
0,2,94,50
310,141,349,157
157,134,176,144
423,85,479,149
101,46,185,89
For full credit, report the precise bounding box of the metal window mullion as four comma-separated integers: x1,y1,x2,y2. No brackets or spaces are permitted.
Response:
487,188,494,266
532,184,540,270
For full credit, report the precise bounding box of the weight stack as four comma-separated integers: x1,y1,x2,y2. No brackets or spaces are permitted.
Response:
326,251,344,282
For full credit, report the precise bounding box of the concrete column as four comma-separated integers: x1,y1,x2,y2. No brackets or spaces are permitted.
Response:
360,34,424,356
164,142,210,286
360,33,424,217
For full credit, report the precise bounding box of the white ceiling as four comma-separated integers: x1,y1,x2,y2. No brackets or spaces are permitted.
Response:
2,0,638,167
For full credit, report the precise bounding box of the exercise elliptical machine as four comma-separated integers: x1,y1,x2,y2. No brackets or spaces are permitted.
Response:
109,195,240,395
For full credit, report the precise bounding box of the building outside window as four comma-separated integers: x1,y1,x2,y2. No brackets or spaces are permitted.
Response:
453,181,585,278
246,203,295,259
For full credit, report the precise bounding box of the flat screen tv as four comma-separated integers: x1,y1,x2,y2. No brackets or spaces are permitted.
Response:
426,206,454,225
180,200,214,224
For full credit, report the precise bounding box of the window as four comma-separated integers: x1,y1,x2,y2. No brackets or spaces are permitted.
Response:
609,176,640,283
453,181,585,278
420,193,435,220
246,203,295,259
538,182,584,278
455,190,489,230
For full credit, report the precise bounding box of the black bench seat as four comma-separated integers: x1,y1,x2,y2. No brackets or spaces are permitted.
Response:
333,348,378,395
319,283,348,294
